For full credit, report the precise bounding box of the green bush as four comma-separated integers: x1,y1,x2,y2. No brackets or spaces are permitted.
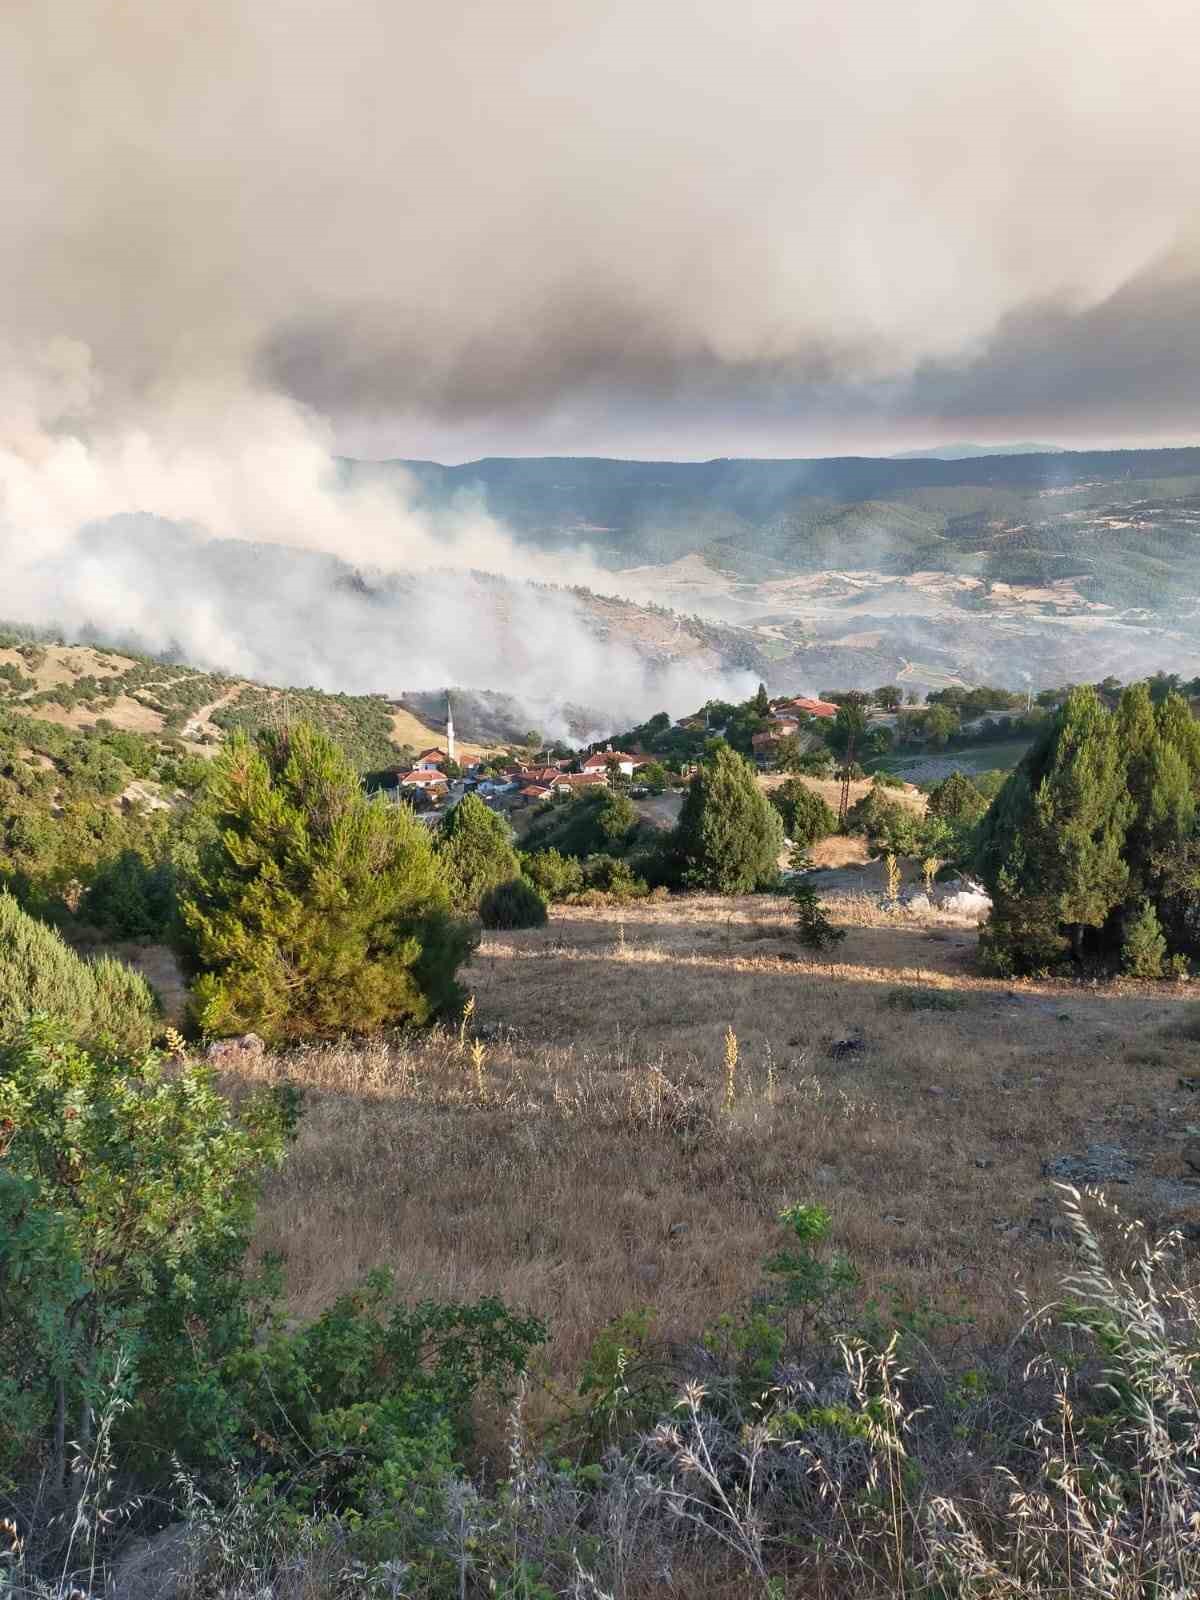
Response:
0,1019,294,1485
479,877,548,929
523,786,641,859
180,724,472,1043
0,892,158,1053
438,792,520,913
886,985,967,1011
521,847,585,901
1123,899,1167,978
770,779,836,847
84,849,176,938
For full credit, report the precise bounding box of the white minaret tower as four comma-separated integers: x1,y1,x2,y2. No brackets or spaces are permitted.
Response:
446,693,456,765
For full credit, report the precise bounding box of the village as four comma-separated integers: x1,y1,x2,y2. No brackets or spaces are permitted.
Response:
386,692,845,821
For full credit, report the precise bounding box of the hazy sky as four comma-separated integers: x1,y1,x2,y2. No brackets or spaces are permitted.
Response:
5,0,1200,461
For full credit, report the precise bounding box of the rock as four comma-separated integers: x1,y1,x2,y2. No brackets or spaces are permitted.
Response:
1180,1076,1200,1092
1184,1141,1200,1174
204,1032,264,1061
974,1156,994,1170
667,1221,690,1240
940,890,992,917
901,891,932,913
1042,1144,1136,1185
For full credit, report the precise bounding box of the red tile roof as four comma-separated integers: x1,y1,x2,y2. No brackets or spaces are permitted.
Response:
581,749,640,769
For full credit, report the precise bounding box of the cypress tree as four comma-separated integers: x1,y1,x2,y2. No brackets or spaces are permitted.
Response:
976,689,1130,969
1030,687,1130,960
180,724,471,1043
438,792,520,913
672,743,784,892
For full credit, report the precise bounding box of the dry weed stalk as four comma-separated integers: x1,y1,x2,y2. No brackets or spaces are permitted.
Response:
723,1026,739,1116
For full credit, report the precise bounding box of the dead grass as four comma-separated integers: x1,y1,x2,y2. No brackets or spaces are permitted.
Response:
226,892,1200,1436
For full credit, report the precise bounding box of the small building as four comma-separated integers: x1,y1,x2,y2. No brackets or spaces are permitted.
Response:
413,748,448,771
779,697,839,720
396,768,448,793
580,745,642,778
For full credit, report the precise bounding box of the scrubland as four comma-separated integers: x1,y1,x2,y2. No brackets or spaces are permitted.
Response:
231,892,1199,1424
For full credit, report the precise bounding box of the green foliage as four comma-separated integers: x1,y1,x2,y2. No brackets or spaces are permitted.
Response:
0,1020,294,1487
886,985,966,1012
976,687,1133,970
211,686,399,772
844,784,922,855
789,865,846,952
1122,899,1167,979
926,770,988,826
180,724,472,1043
479,877,548,929
520,847,585,901
84,849,176,938
522,786,641,860
770,779,836,847
670,743,783,893
226,1270,545,1518
438,792,520,913
576,854,651,903
0,893,158,1053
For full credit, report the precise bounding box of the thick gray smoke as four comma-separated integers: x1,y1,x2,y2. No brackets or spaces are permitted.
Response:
2,0,1198,715
0,375,753,732
3,1,1200,454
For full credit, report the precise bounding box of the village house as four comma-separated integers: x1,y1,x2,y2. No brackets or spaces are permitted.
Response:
395,768,449,794
413,748,448,771
580,745,643,778
777,697,839,720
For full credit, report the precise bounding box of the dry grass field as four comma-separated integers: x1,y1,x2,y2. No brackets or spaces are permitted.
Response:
227,891,1200,1439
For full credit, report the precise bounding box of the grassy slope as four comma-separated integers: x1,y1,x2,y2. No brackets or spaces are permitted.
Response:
221,890,1196,1443
0,643,469,764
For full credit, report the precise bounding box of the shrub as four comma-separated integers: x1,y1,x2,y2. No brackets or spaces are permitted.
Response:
844,784,921,854
770,779,836,847
438,792,520,913
84,849,176,938
0,1019,294,1488
180,724,473,1043
0,892,158,1053
670,743,784,892
579,853,649,901
926,769,988,824
479,877,548,929
793,864,851,947
886,985,966,1011
1123,898,1167,978
520,847,585,901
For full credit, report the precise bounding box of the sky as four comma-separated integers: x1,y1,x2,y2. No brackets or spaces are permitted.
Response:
4,0,1200,465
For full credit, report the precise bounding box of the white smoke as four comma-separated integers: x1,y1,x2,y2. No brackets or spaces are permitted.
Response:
0,347,753,734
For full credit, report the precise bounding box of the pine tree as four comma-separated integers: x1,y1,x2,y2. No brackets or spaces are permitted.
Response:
180,724,472,1043
752,682,771,717
672,743,784,892
1122,898,1167,978
438,792,520,912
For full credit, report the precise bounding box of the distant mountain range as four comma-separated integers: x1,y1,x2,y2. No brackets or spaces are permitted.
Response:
889,442,1064,460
